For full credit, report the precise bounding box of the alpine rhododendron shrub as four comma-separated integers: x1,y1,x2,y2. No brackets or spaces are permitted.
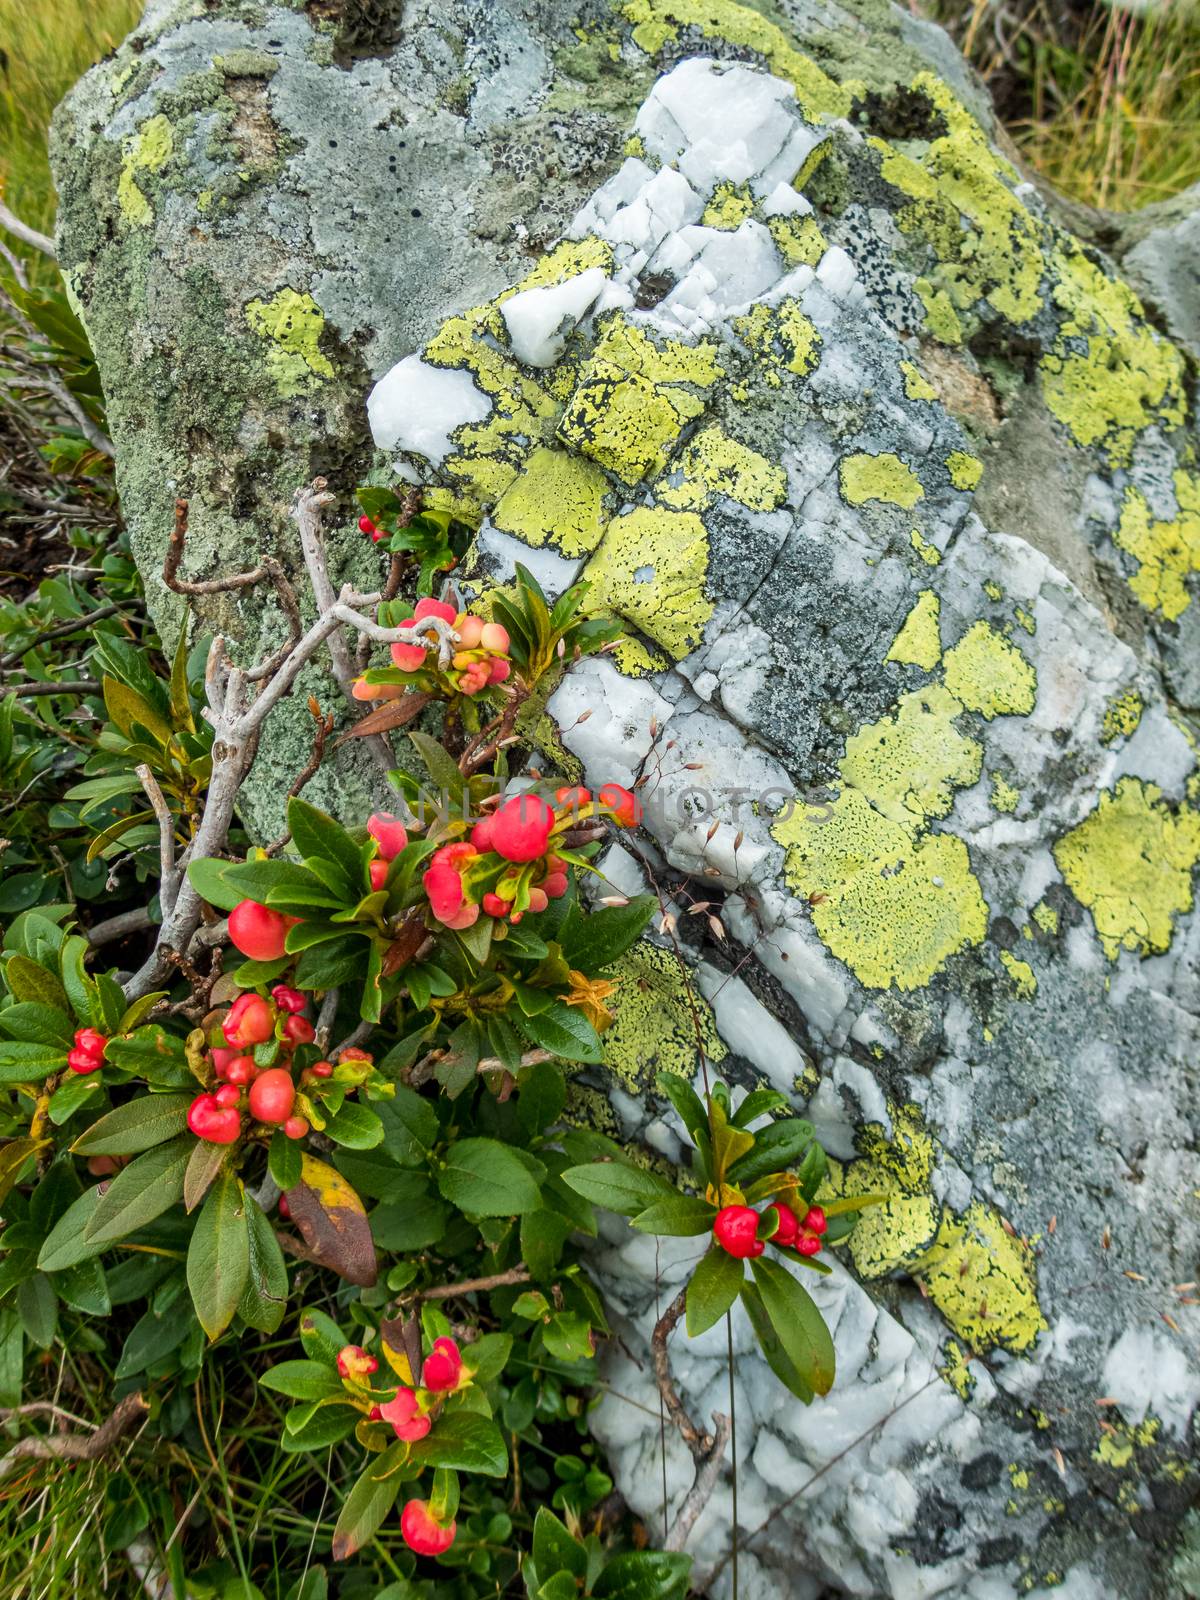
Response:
0,480,862,1593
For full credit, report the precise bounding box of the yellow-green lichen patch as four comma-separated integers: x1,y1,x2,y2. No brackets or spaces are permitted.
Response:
840,452,924,509
424,304,560,506
999,949,1037,998
557,317,720,485
918,1201,1047,1353
732,299,820,386
1014,606,1036,634
886,589,942,670
656,425,787,513
910,527,941,566
871,76,1046,335
947,450,983,491
1053,777,1200,960
942,1341,976,1400
491,447,610,557
1111,474,1200,621
702,180,755,229
841,685,980,826
601,943,726,1091
1102,688,1145,745
1040,244,1188,465
901,359,938,402
774,786,988,991
244,289,335,396
983,580,1004,601
1093,1417,1160,1471
1031,899,1059,935
991,773,1019,813
610,636,670,676
942,622,1037,719
581,506,714,659
502,236,614,299
766,214,826,267
118,113,174,226
824,1108,943,1277
620,0,851,122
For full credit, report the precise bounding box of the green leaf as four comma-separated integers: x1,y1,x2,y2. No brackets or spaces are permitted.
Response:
85,1136,191,1245
238,1196,288,1334
559,1161,675,1217
656,1072,709,1144
408,730,466,808
370,1190,447,1252
461,1331,512,1386
278,1408,357,1453
269,1129,303,1191
686,1248,744,1336
436,1138,542,1217
0,1040,67,1083
3,955,68,1011
726,1119,815,1187
592,1551,692,1600
47,1075,102,1125
630,1195,716,1237
558,894,657,971
0,1137,44,1206
518,1000,602,1064
15,1274,57,1349
330,1443,407,1561
520,1208,571,1278
408,1412,507,1476
115,1303,192,1377
184,856,244,913
731,1088,789,1127
187,1171,250,1340
288,797,363,892
298,1307,347,1365
748,1256,835,1397
375,1084,438,1162
37,1186,108,1272
517,1058,566,1135
533,1507,587,1581
72,1094,192,1156
324,1104,384,1150
260,1361,344,1400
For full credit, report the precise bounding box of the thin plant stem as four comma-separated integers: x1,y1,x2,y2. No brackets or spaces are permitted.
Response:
726,1310,738,1600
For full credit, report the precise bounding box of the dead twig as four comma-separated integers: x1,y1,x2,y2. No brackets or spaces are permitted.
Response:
0,200,55,260
0,1392,148,1480
405,1265,532,1304
651,1287,734,1553
409,1046,554,1087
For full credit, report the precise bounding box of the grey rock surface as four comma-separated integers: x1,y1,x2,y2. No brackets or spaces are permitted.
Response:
55,3,1200,1597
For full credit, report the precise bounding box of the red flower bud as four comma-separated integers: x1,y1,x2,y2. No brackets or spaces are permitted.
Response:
401,1498,456,1557
796,1231,823,1257
283,1115,309,1140
713,1205,763,1259
765,1200,800,1248
270,985,307,1015
187,1093,241,1145
470,814,496,851
599,782,642,828
248,1067,296,1125
490,793,555,863
336,1344,379,1381
424,861,465,923
282,1015,315,1048
358,514,377,535
368,812,409,860
482,892,508,918
526,886,549,914
380,1386,431,1441
67,1048,103,1075
278,1195,290,1218
228,900,297,962
421,1336,463,1392
391,635,426,671
340,1047,373,1063
223,992,276,1048
542,871,569,900
214,1083,241,1109
73,1028,108,1059
87,1155,118,1177
309,1059,334,1078
803,1205,827,1236
415,596,457,625
223,1054,258,1086
555,785,591,808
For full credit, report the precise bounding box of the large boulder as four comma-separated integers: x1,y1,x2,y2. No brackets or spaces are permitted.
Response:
54,3,1200,1596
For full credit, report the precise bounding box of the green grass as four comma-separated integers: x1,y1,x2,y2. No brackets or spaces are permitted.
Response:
0,0,141,241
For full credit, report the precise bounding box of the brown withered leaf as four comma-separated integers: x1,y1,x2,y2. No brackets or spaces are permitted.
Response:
337,692,434,743
382,914,430,977
379,1315,423,1386
285,1154,377,1286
